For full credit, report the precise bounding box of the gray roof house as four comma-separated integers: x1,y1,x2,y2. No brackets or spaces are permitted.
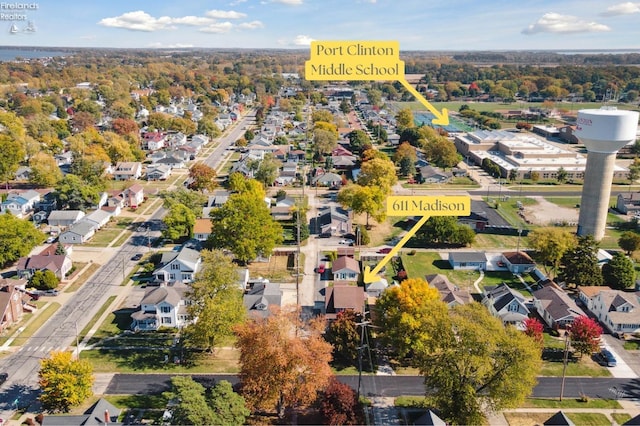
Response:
153,247,202,284
482,283,530,329
243,282,282,318
426,274,472,308
42,397,121,426
448,252,487,270
130,283,191,331
59,221,96,244
47,210,85,228
533,283,585,330
81,209,112,230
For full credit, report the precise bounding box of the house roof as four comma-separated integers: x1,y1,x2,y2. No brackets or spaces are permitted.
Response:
243,282,282,317
448,252,487,263
578,285,612,298
43,397,121,426
193,218,212,234
325,285,365,313
16,254,67,272
141,284,188,306
414,410,446,426
332,256,360,273
484,283,528,313
158,247,201,272
84,209,112,224
426,273,473,306
543,411,576,426
533,285,584,322
48,210,84,221
503,251,535,265
64,221,95,236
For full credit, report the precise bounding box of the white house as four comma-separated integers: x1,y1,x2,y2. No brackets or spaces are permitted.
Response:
130,283,191,331
113,162,142,181
578,286,640,336
193,218,212,241
146,164,172,181
81,209,112,230
122,184,144,208
331,256,360,281
58,221,96,244
0,190,40,217
47,210,85,228
153,247,202,284
482,283,530,330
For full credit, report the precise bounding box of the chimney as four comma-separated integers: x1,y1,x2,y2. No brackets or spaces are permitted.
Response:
104,409,109,424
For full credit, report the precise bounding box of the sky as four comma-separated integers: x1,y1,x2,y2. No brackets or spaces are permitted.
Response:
1,0,639,51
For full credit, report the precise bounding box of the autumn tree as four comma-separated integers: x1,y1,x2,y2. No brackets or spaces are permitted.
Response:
189,162,218,192
208,185,283,264
0,116,26,188
39,351,94,413
254,154,281,187
528,228,576,279
313,128,338,156
415,216,475,246
394,142,417,176
0,213,46,267
111,118,139,136
618,231,640,255
162,203,196,241
29,152,63,187
569,315,602,358
421,136,461,169
418,303,542,425
559,234,603,287
374,278,449,359
523,317,544,347
184,249,246,352
602,252,636,290
235,308,333,418
160,188,207,217
325,310,362,366
319,376,363,425
357,157,397,194
337,184,386,228
395,107,415,130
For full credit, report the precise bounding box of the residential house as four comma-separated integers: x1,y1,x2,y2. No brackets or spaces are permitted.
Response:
81,209,112,230
191,134,210,147
13,166,31,181
58,221,96,244
47,210,85,228
458,211,489,231
153,247,202,284
332,156,356,169
501,251,536,274
130,283,191,331
579,286,640,336
16,252,72,281
54,151,73,166
0,282,30,333
482,283,530,329
313,172,343,188
167,132,187,148
275,161,298,186
146,164,172,181
533,283,585,330
365,278,388,298
324,285,366,320
448,252,487,270
543,411,575,426
426,274,472,308
193,218,212,241
122,184,144,208
243,282,282,318
418,165,453,184
203,190,230,218
34,191,58,213
616,193,640,216
331,256,360,281
0,189,40,217
113,162,142,181
317,205,352,235
155,155,185,169
143,131,166,151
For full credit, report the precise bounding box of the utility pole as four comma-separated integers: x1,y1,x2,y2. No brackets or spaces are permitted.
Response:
560,330,570,401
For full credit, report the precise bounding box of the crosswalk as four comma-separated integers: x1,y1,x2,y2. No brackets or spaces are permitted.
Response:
22,345,70,354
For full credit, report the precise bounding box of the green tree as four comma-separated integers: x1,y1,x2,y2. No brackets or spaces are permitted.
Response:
39,351,94,413
416,216,475,246
243,129,255,141
254,154,281,187
0,213,46,267
422,137,461,169
602,252,636,290
160,188,207,217
313,128,338,155
374,278,448,359
337,184,386,228
556,166,568,183
30,270,59,290
395,107,415,129
528,228,576,279
419,304,542,425
162,203,196,241
164,376,215,426
55,174,101,210
346,130,369,154
184,249,246,352
312,109,334,123
619,231,640,255
0,134,25,189
208,189,283,264
628,157,640,183
508,168,519,182
559,234,603,287
339,99,351,114
207,380,250,426
235,309,332,418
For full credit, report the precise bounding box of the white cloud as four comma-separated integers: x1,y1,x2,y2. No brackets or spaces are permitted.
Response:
522,12,610,34
148,42,195,48
205,10,247,19
98,11,176,32
171,16,214,26
238,20,264,30
271,0,303,5
293,35,314,46
199,22,235,33
600,2,640,16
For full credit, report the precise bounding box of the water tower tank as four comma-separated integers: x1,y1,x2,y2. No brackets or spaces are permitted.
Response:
576,107,639,240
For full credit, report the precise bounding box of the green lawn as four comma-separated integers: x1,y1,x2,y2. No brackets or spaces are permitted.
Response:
79,295,117,341
400,251,480,291
522,398,621,409
10,302,61,347
540,359,611,377
394,100,635,114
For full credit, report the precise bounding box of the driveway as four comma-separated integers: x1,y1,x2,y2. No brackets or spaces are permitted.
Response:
601,334,640,379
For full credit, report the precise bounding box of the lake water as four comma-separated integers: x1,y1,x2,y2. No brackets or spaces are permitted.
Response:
0,48,69,62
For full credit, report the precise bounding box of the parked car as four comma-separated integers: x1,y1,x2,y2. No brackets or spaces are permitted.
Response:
318,232,331,239
378,247,393,254
317,264,326,274
0,372,7,385
598,348,617,367
43,289,59,296
46,236,56,243
339,239,354,245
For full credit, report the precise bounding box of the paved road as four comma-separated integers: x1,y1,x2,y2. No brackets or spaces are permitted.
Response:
0,111,256,418
104,373,640,400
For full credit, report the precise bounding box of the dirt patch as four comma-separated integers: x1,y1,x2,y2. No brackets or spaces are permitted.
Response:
522,196,579,226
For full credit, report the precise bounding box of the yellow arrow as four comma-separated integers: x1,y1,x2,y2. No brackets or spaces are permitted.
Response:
399,79,449,126
362,215,430,283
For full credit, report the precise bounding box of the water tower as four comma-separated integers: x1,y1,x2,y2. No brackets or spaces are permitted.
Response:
576,107,639,240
